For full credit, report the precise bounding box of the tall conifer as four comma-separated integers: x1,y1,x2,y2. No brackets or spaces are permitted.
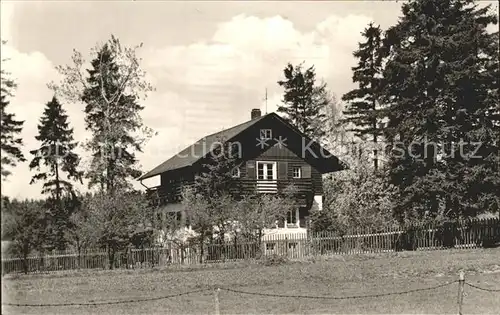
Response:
81,38,149,193
342,23,385,171
277,62,328,141
381,0,499,220
29,96,82,249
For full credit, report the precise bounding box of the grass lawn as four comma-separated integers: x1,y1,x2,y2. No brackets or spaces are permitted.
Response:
2,248,500,314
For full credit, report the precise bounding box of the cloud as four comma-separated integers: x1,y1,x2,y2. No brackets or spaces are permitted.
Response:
140,12,372,131
2,11,374,198
144,13,371,91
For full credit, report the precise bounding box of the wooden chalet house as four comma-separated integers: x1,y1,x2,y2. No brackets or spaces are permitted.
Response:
139,109,346,233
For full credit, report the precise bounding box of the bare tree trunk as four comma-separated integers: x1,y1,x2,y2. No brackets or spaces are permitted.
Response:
199,234,204,264
22,247,29,274
108,245,115,270
76,239,81,269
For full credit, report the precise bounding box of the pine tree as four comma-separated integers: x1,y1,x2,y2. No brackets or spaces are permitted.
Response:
29,96,82,249
342,23,385,171
1,41,24,180
381,0,499,221
51,35,154,195
1,95,25,180
82,43,141,192
277,62,328,141
80,38,153,193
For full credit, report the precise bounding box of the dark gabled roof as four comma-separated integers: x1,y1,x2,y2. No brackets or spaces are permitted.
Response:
139,112,347,181
138,114,267,180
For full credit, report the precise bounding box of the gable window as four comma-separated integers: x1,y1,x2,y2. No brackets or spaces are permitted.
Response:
260,129,272,140
231,166,240,178
292,167,301,179
230,142,242,158
257,161,277,180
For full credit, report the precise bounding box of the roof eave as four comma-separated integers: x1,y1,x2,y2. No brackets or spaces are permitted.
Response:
138,163,194,181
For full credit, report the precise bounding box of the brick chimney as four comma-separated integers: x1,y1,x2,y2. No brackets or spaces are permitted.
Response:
251,108,261,120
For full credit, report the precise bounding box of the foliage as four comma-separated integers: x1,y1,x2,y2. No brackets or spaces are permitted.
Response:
78,191,154,268
321,166,399,233
1,198,48,273
192,137,242,240
194,137,240,199
0,95,25,180
342,22,385,171
0,41,17,97
182,177,298,262
277,62,328,141
66,198,98,254
318,93,344,147
1,40,25,180
42,193,81,250
380,0,499,221
180,187,213,263
50,35,155,193
235,189,296,239
308,210,338,234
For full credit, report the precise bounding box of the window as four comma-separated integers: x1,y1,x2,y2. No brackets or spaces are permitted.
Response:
260,129,272,140
257,162,276,180
292,167,301,179
231,167,240,178
287,210,297,225
230,142,242,158
266,243,275,251
288,242,297,249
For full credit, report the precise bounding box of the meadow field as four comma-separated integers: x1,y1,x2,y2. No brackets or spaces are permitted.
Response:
2,248,500,314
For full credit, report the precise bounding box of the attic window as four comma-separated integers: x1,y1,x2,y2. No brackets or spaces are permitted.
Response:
230,142,242,158
260,129,272,140
231,167,240,178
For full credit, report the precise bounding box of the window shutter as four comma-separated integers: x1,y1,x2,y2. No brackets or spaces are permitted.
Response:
246,160,256,179
302,165,311,178
278,161,288,180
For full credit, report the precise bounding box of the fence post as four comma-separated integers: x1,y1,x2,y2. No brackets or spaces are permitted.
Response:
214,287,221,315
457,270,465,315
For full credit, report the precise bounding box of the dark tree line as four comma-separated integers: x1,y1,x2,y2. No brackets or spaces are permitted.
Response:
278,0,499,229
340,0,499,223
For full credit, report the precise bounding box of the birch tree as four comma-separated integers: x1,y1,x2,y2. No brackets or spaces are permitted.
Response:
49,35,155,193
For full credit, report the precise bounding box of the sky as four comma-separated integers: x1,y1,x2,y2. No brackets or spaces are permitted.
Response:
0,1,497,199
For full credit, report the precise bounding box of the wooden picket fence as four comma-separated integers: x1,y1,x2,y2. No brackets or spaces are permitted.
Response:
2,217,499,275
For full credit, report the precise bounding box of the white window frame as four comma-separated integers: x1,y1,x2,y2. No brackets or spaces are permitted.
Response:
287,210,297,225
256,161,277,180
231,166,240,178
292,167,301,179
285,207,300,228
260,129,272,140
